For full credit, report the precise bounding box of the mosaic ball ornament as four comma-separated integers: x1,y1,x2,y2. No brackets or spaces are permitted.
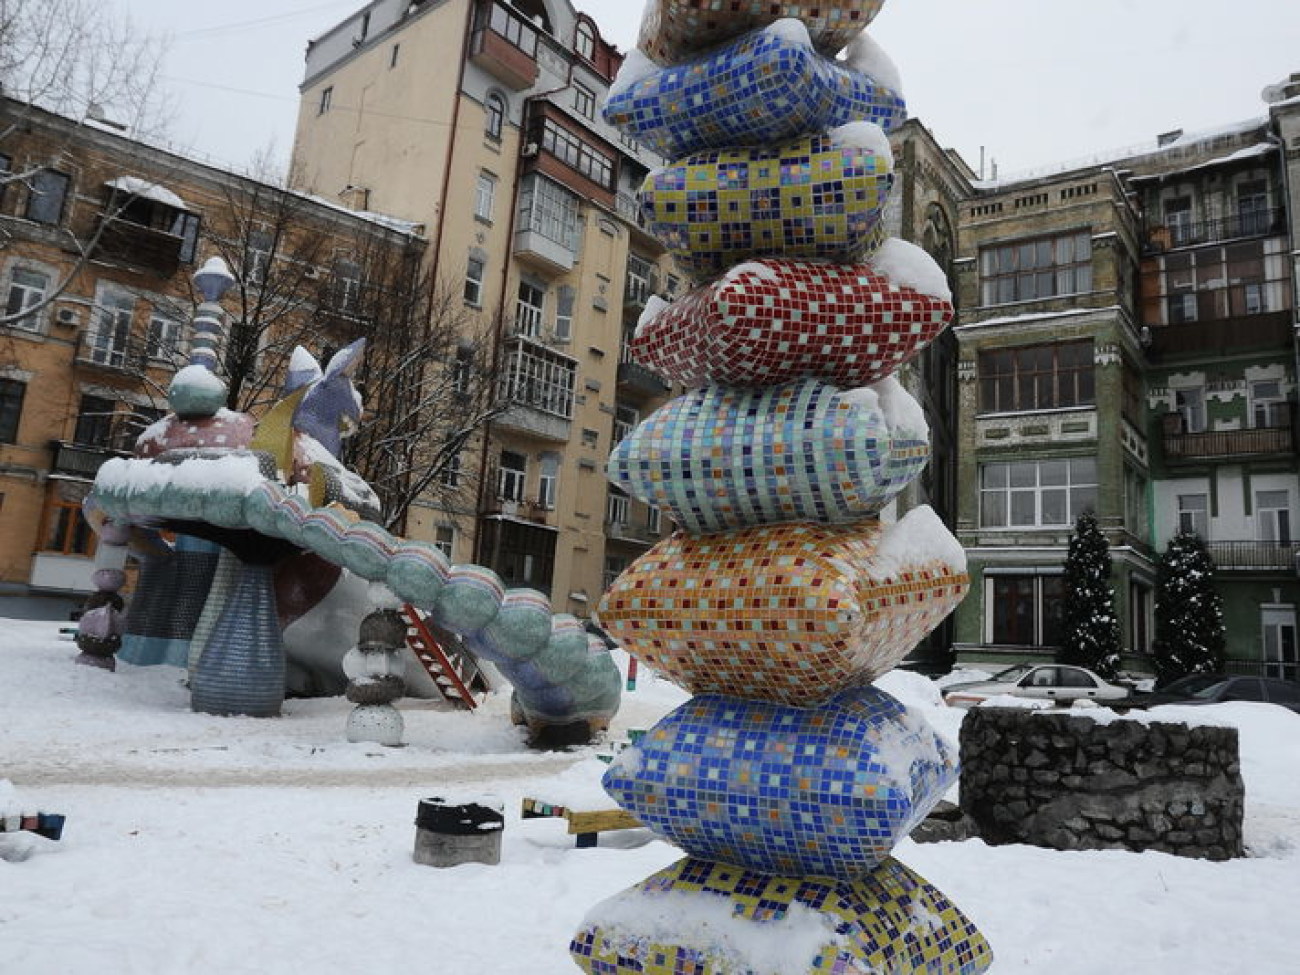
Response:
603,685,956,878
596,509,969,706
637,0,887,65
631,245,954,389
571,855,994,975
607,378,928,534
640,123,893,284
605,20,906,160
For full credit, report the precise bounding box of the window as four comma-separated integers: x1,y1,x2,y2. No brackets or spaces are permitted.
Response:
1165,196,1193,245
979,230,1092,305
439,452,462,488
518,176,581,252
988,574,1065,647
25,170,71,225
1159,242,1287,324
390,43,400,68
626,253,654,306
575,20,596,61
246,229,274,285
978,340,1094,413
554,286,574,342
5,267,50,332
1124,466,1148,537
1177,493,1209,537
88,292,135,368
453,344,474,394
647,505,661,535
74,395,117,447
433,525,455,559
1236,179,1269,235
474,171,497,222
1129,581,1151,655
980,457,1097,528
485,2,538,55
501,339,575,418
1256,490,1291,544
333,259,362,314
1173,387,1206,433
537,120,614,189
499,450,527,502
1262,607,1298,681
538,454,559,509
146,311,182,360
485,92,506,141
604,555,628,591
606,487,630,527
464,256,486,307
515,281,545,337
175,212,202,265
1251,380,1286,429
41,494,96,556
572,83,596,120
613,404,638,445
319,86,333,115
0,378,26,443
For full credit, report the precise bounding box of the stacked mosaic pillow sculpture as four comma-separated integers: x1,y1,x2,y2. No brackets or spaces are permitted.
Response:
572,4,994,974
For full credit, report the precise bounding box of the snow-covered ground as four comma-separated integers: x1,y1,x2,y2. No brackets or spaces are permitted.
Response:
3,617,1298,974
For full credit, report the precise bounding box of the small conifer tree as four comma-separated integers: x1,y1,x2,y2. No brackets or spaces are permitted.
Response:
1060,510,1121,679
1152,531,1226,685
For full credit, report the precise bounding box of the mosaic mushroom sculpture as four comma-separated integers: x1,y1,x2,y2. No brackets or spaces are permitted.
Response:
571,5,993,972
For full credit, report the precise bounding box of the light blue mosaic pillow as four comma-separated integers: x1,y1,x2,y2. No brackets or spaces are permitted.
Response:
603,22,906,160
606,377,928,534
602,685,957,879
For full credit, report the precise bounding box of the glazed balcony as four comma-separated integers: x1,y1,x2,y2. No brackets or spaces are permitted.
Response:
1143,206,1286,254
470,1,539,90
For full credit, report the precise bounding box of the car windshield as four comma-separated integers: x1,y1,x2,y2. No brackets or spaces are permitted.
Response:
991,664,1035,684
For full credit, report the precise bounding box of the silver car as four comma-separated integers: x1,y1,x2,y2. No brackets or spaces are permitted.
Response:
942,663,1131,708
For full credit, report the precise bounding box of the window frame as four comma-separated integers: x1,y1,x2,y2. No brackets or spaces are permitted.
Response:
0,377,26,444
485,92,506,142
978,340,1095,414
474,171,497,223
25,169,71,225
979,456,1098,529
5,266,51,333
986,572,1066,648
979,230,1093,306
1176,492,1210,538
464,255,486,307
498,450,527,502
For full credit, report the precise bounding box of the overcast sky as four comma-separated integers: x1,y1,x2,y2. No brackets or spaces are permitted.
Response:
123,0,1300,181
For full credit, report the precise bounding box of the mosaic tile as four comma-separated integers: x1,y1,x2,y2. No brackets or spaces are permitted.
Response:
607,378,928,534
571,855,995,974
640,127,893,284
638,1,887,65
605,24,905,159
595,512,969,706
603,685,956,878
632,250,953,388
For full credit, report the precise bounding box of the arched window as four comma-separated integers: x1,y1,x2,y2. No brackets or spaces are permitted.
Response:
485,91,506,141
575,20,596,61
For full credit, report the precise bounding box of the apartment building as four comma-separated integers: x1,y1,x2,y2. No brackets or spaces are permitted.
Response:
950,76,1300,680
0,97,423,614
288,0,678,617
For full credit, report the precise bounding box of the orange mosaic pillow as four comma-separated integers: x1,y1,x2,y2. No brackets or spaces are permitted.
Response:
596,508,968,706
638,1,887,65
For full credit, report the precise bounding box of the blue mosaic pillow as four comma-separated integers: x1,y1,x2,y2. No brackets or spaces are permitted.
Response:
602,686,957,879
604,23,906,160
640,124,893,283
607,377,928,534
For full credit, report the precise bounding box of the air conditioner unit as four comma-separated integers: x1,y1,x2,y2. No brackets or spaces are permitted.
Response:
521,142,540,158
55,308,80,327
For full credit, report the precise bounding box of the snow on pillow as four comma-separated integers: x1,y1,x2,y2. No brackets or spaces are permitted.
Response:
631,246,953,389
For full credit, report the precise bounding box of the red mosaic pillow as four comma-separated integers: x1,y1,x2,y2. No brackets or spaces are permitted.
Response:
596,509,969,706
632,249,954,388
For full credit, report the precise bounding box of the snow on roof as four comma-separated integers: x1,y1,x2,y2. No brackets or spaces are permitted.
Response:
954,305,1123,331
104,176,188,210
1127,141,1276,181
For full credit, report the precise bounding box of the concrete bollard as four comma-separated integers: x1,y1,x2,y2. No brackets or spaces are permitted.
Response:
413,798,504,868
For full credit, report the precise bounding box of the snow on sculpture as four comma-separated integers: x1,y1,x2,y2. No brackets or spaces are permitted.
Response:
571,4,994,972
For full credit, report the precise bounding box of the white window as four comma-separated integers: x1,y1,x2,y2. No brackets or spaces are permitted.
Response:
89,291,135,368
433,525,455,559
246,229,273,285
1166,196,1193,245
1257,490,1291,544
538,454,559,510
499,450,527,502
647,505,661,535
485,92,506,141
464,256,486,307
515,281,545,337
146,311,183,360
1251,380,1286,429
475,171,497,222
626,253,654,306
518,176,580,252
613,404,638,445
5,267,49,332
575,21,596,61
453,345,474,395
979,457,1097,529
334,259,362,314
1262,607,1298,680
606,487,629,527
554,286,574,342
1174,387,1206,433
1177,493,1209,537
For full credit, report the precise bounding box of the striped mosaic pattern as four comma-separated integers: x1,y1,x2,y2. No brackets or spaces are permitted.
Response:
607,379,928,534
632,254,953,388
637,0,887,65
602,686,956,877
596,520,969,706
571,855,994,975
640,131,893,283
605,25,905,159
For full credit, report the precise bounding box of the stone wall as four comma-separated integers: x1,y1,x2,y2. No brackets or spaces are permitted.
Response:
959,707,1243,860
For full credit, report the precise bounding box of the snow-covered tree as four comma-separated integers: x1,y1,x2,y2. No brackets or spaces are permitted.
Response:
1059,510,1121,679
1152,531,1225,685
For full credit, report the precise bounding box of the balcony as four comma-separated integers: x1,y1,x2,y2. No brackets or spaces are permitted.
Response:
1163,419,1295,462
513,227,575,275
92,215,183,276
604,518,660,546
483,497,551,525
470,1,538,90
1205,540,1300,574
1144,312,1291,362
1143,206,1286,254
48,440,127,479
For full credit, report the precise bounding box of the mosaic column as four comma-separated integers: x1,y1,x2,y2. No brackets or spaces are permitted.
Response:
572,4,992,972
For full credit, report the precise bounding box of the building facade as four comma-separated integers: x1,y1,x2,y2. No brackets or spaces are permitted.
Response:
288,0,678,619
0,97,423,614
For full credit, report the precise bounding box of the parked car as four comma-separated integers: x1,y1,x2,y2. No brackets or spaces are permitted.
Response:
1117,674,1300,714
941,663,1131,708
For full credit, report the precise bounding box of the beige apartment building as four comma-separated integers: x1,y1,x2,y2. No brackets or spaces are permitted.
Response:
289,0,679,617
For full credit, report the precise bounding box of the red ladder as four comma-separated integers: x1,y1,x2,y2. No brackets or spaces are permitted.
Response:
399,604,480,710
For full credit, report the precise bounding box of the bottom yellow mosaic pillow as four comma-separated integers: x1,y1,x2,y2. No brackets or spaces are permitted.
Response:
596,507,968,706
570,855,993,975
